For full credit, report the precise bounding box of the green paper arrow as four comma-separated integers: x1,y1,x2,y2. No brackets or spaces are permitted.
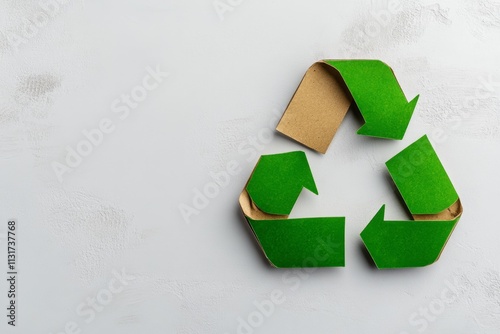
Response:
360,205,458,268
246,151,317,215
324,60,419,140
360,135,462,269
276,59,419,154
240,151,345,268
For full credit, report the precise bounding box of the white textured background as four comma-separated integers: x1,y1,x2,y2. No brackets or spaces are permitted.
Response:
0,0,499,333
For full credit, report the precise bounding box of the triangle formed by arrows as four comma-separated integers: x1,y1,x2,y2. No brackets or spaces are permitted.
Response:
238,60,462,270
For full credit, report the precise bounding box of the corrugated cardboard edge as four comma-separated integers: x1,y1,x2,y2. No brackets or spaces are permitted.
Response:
413,198,462,222
238,189,288,221
238,189,287,268
238,159,288,268
413,198,463,266
276,61,352,154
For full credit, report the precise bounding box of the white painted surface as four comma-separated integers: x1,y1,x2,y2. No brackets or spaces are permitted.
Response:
0,0,499,333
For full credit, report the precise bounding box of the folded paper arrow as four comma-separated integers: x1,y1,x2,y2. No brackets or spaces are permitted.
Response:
360,135,463,269
239,151,345,268
276,59,419,153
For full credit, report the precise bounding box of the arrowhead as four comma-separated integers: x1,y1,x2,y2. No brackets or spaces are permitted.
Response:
360,205,386,269
360,204,458,269
246,151,318,215
293,152,318,195
360,205,386,237
323,59,419,140
356,94,419,140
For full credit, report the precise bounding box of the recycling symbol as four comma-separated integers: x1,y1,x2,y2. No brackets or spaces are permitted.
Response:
238,60,463,269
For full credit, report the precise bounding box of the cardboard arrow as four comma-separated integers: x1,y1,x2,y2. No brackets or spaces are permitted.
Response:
239,151,345,268
360,135,463,269
276,60,419,153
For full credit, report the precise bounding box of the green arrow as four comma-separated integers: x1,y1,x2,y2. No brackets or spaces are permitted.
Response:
276,59,419,154
324,60,419,140
246,151,317,215
360,206,458,269
360,135,463,269
240,151,345,268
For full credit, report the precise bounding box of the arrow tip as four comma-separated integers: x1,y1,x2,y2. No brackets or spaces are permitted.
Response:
407,94,419,116
366,205,385,229
296,151,319,195
394,94,419,139
359,205,387,269
374,204,386,221
356,94,419,140
360,205,386,239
